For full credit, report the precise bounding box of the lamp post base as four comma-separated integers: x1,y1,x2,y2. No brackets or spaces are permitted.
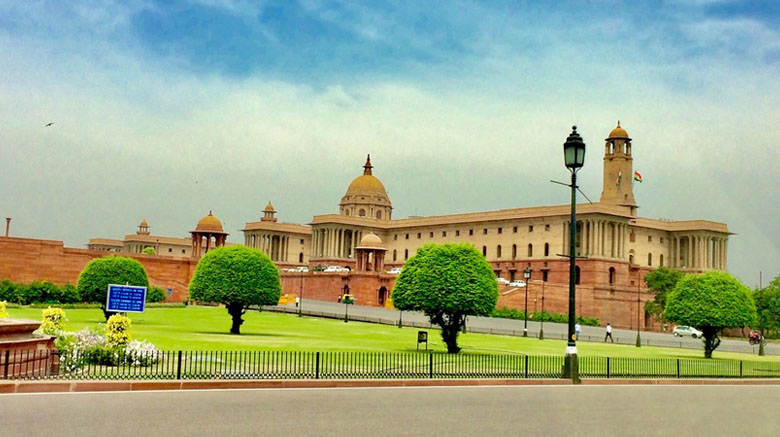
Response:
538,328,544,340
562,347,580,384
635,332,642,347
523,329,528,337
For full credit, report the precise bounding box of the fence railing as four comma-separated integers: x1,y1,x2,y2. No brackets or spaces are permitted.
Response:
2,349,780,381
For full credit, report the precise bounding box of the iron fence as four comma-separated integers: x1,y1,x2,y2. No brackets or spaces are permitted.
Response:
3,349,780,381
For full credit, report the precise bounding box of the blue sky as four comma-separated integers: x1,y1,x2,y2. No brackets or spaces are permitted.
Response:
0,0,778,285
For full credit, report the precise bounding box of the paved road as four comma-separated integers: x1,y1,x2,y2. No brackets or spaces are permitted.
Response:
273,300,778,356
2,385,779,436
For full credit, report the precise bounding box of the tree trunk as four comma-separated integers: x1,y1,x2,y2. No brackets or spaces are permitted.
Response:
431,313,465,354
702,326,721,359
101,306,116,322
227,303,245,335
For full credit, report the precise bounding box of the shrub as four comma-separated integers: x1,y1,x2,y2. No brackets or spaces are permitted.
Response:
0,300,7,318
106,314,132,347
38,307,66,335
491,307,599,326
47,283,81,304
146,286,167,303
77,256,149,320
55,328,161,371
0,279,23,304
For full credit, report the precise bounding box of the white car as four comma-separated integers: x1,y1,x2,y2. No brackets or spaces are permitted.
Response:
294,266,309,273
496,277,510,285
673,325,703,338
387,267,403,274
508,280,526,288
323,266,347,273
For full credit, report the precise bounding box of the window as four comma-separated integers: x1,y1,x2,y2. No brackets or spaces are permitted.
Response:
660,237,664,244
542,270,549,282
345,210,350,216
497,245,502,258
609,267,615,284
393,250,397,261
648,236,652,242
469,229,474,236
483,228,488,235
359,209,366,217
545,224,550,231
430,232,434,238
482,246,487,257
404,249,409,260
660,254,664,267
498,227,502,234
376,211,382,219
512,244,517,259
513,226,518,233
630,232,636,243
299,253,304,263
529,225,534,232
405,234,409,240
544,243,549,257
442,231,447,237
394,235,398,241
575,266,581,285
300,239,304,244
648,253,653,266
181,249,186,254
417,233,421,239
456,230,460,236
528,244,533,257
168,248,172,253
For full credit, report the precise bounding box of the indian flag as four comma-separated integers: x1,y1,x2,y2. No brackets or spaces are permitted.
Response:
634,171,643,183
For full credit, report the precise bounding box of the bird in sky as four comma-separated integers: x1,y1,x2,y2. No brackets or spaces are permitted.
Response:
45,122,53,127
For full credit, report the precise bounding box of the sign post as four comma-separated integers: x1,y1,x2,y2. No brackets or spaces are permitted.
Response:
417,331,428,351
106,284,147,313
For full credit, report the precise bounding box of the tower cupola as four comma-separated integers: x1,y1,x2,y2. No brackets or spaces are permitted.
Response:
599,121,638,214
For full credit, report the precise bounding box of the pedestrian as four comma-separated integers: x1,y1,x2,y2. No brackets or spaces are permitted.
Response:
295,296,300,307
575,322,581,341
604,322,613,343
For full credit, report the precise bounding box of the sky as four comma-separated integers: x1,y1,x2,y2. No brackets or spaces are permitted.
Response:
0,0,778,287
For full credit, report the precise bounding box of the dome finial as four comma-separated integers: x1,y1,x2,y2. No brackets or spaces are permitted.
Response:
617,120,621,128
363,154,373,175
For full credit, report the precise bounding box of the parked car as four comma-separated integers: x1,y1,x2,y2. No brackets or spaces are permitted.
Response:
324,266,347,273
508,280,526,288
387,267,403,274
673,325,703,338
294,266,309,272
496,277,510,285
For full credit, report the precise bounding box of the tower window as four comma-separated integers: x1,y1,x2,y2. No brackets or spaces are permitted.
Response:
417,233,421,239
545,224,550,231
630,232,636,243
405,234,409,240
469,229,474,236
648,236,652,242
168,248,172,253
498,227,502,234
528,244,533,257
359,209,366,217
442,231,447,237
483,229,488,235
660,237,664,244
529,226,534,232
300,239,304,244
513,226,518,233
376,211,382,219
394,235,398,241
430,232,434,238
455,230,460,236
497,245,502,258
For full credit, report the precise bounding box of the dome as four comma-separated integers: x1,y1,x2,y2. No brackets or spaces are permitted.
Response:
356,233,385,250
139,219,149,227
608,121,630,139
263,201,275,213
345,175,389,198
194,210,225,233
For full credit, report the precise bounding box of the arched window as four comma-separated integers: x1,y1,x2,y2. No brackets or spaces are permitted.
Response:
609,267,615,285
359,209,366,217
345,210,350,216
404,249,408,260
376,210,382,219
544,243,549,257
482,246,487,257
512,244,517,259
575,266,581,285
648,253,653,266
528,244,533,257
660,254,664,267
299,252,304,263
496,245,502,258
393,250,397,261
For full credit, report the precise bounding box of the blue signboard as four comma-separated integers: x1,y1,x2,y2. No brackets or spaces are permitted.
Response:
106,284,147,313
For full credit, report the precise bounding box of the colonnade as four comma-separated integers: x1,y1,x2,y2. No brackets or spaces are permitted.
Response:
245,233,291,262
563,219,628,259
669,234,727,270
311,227,363,259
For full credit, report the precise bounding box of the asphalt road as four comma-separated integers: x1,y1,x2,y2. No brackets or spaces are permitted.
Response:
276,300,778,356
2,385,779,436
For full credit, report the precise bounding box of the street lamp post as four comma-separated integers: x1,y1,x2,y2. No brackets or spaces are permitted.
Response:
298,274,304,317
636,273,641,347
523,267,531,337
539,280,545,340
562,125,585,383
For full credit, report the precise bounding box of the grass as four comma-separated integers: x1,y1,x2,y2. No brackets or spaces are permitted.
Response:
8,305,778,362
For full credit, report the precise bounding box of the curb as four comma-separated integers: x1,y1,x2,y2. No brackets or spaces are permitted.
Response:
2,378,780,393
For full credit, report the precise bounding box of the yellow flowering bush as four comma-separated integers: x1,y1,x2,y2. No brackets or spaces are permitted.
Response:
39,307,66,335
106,314,131,347
0,300,8,318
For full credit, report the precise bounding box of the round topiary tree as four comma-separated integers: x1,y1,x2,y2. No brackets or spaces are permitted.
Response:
665,270,756,358
188,246,281,335
77,256,150,320
392,243,498,353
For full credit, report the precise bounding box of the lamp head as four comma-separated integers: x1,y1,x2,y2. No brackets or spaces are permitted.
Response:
523,266,532,280
563,125,586,171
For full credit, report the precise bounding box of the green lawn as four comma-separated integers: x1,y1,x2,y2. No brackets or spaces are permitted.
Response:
8,305,777,362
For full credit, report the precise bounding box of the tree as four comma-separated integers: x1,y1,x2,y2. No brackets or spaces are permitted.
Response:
754,275,780,339
643,267,682,329
77,256,149,320
392,243,498,353
142,247,156,255
188,246,281,334
665,271,756,358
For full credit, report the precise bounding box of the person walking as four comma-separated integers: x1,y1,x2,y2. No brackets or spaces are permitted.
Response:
604,322,614,343
575,322,581,341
